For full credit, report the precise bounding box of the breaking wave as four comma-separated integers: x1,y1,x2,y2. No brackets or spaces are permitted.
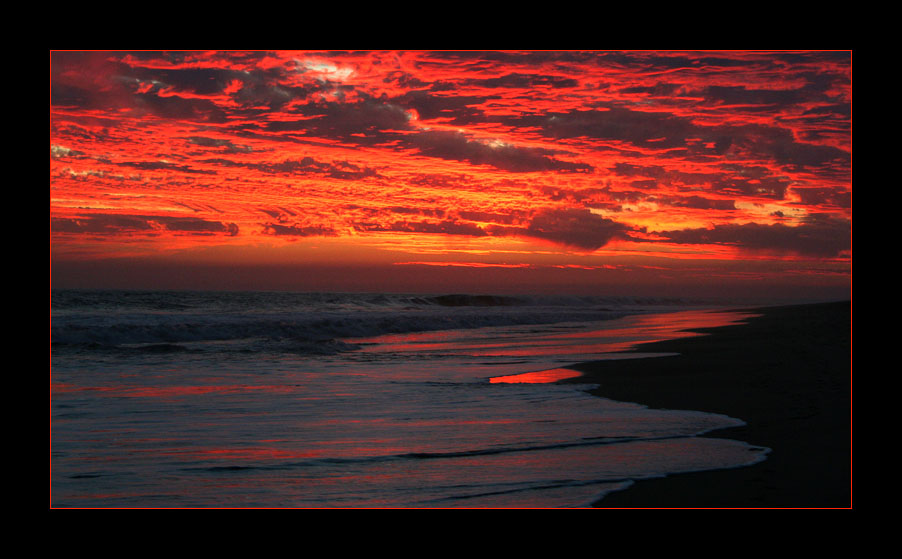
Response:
50,289,718,352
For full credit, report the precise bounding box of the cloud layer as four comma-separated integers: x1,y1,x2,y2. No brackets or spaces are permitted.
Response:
51,50,852,271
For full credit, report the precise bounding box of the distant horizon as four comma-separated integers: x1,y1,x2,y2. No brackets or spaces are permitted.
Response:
50,258,850,306
51,51,851,301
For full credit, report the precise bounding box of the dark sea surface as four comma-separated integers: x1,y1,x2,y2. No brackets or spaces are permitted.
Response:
50,289,768,508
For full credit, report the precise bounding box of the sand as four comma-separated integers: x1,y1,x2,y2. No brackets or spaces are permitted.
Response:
562,300,852,508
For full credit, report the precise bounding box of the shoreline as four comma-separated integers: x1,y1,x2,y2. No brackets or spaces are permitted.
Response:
561,300,852,508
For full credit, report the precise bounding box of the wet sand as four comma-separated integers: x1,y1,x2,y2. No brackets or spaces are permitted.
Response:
562,300,852,508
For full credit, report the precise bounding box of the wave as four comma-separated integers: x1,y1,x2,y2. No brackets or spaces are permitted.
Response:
50,289,720,351
176,432,768,475
50,309,627,350
423,294,523,307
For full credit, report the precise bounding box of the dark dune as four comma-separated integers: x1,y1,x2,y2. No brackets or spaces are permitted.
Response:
562,300,852,508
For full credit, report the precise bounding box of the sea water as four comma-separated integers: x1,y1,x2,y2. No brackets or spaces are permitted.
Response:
50,290,768,508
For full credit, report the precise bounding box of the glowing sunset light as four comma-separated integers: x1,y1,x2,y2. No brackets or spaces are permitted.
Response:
490,368,584,384
51,50,851,299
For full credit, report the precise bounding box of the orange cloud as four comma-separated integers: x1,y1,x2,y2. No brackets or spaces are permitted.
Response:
50,50,852,295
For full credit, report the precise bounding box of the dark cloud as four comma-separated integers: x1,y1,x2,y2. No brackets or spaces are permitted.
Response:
659,195,736,211
691,85,814,112
355,219,488,237
52,215,238,236
157,216,239,236
406,173,474,189
387,206,447,219
51,52,311,122
383,70,431,90
504,103,849,173
424,51,841,77
134,91,229,123
613,162,720,183
112,159,217,175
466,73,579,89
188,136,253,153
509,106,696,149
260,157,381,180
419,51,599,65
52,215,155,234
538,185,609,205
657,214,850,257
130,66,239,96
262,223,337,237
490,208,628,251
619,83,684,96
233,69,324,110
802,103,851,119
265,96,593,173
523,208,627,250
409,130,592,173
203,155,381,180
593,51,759,71
267,99,413,141
792,187,852,209
613,161,794,200
123,58,317,110
395,90,491,123
717,174,792,199
714,123,850,170
51,52,134,110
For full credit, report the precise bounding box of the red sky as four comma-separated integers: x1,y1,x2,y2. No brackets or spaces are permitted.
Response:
50,50,851,300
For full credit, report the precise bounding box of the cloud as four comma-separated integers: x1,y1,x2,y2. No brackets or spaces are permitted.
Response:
51,52,313,124
266,98,413,142
125,59,318,110
51,145,86,159
510,106,696,149
490,208,628,251
714,123,850,171
112,159,217,175
792,187,852,209
656,214,851,257
130,66,240,96
52,214,239,236
262,223,337,237
204,155,381,180
613,162,793,200
265,96,593,173
259,207,298,221
386,206,447,219
700,85,809,108
133,91,229,123
259,157,381,180
409,130,592,173
346,206,629,251
658,195,736,211
456,209,526,225
506,104,850,174
395,90,491,123
51,51,851,274
465,73,579,89
355,219,488,237
188,136,253,153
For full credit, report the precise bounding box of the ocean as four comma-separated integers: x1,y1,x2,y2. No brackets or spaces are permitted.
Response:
50,289,769,508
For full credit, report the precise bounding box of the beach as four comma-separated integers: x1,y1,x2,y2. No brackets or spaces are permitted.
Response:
51,291,850,507
563,300,852,508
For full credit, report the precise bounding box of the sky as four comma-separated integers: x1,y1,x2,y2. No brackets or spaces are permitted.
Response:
50,50,852,300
